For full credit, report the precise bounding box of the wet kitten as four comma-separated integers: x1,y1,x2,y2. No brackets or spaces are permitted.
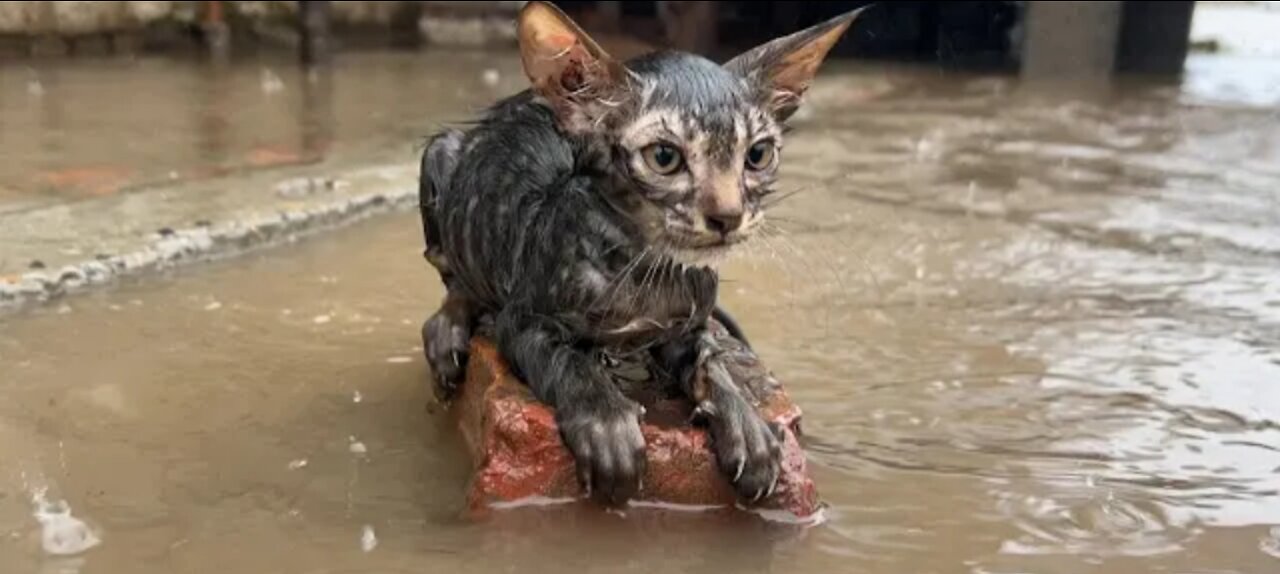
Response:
420,1,858,505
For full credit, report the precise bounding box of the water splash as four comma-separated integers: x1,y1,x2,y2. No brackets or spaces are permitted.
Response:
360,525,377,553
31,488,101,556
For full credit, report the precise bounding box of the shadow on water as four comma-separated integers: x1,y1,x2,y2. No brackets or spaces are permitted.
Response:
1,40,1279,574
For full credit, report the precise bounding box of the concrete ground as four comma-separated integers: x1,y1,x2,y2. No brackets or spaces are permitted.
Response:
0,157,419,307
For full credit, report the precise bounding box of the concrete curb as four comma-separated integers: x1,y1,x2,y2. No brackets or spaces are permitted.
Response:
0,163,419,310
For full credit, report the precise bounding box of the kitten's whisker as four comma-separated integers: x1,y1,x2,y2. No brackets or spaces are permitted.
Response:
760,184,816,209
761,221,862,311
595,245,651,314
626,251,661,317
751,227,806,316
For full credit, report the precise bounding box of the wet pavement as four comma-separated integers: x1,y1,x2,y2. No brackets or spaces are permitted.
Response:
2,46,1280,574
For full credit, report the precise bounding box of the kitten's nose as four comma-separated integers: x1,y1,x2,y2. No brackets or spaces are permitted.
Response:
705,211,744,236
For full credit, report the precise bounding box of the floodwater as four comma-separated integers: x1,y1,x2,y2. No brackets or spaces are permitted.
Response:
3,50,1280,573
0,51,526,211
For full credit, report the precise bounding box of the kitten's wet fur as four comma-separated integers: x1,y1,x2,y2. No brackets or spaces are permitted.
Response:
420,2,859,506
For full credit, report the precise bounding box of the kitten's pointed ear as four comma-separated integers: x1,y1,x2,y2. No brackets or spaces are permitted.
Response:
725,7,867,121
518,1,629,129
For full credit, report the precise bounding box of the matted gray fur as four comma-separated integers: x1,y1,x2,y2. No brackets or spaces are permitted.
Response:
419,1,861,506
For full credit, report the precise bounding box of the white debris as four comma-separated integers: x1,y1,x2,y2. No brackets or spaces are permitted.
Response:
287,459,309,470
482,68,501,87
360,525,378,552
352,391,363,404
385,356,412,364
204,301,222,311
348,437,367,455
31,489,100,556
313,315,332,325
260,68,285,94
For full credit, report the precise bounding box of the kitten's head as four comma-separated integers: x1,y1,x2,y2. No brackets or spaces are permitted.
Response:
517,2,860,264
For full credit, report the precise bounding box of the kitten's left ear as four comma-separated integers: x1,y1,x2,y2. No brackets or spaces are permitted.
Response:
725,7,868,121
518,1,630,130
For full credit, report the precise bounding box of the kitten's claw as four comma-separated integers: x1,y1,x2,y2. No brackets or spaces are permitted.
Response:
422,303,471,401
560,398,647,506
707,394,782,504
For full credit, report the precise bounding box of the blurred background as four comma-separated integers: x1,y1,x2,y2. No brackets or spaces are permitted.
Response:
1,3,1279,574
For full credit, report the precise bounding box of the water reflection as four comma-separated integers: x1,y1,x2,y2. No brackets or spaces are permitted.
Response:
0,52,521,203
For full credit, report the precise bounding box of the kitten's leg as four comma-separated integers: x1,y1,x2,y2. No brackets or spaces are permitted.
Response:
711,305,750,349
420,129,463,268
656,328,782,502
419,130,472,399
422,290,472,400
497,311,646,506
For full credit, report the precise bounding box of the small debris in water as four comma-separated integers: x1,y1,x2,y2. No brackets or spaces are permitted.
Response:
313,315,332,325
56,305,72,315
352,391,363,404
1261,527,1280,559
261,68,285,94
204,301,223,311
360,525,377,552
31,488,100,556
108,305,122,312
385,356,412,364
482,69,501,87
349,437,367,455
29,260,46,270
287,459,309,470
27,80,45,97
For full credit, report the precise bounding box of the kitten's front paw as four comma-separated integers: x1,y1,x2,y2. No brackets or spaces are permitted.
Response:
559,399,647,506
703,398,783,503
422,309,470,400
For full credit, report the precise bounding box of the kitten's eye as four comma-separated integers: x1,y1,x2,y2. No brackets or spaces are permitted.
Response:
642,143,683,175
746,140,776,171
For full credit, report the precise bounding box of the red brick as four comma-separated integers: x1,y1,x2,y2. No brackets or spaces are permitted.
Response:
452,336,821,520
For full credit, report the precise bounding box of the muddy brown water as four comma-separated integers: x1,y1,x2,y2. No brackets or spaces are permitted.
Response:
3,50,1280,573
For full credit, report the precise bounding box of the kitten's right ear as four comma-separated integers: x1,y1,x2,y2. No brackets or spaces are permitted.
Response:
518,1,629,130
